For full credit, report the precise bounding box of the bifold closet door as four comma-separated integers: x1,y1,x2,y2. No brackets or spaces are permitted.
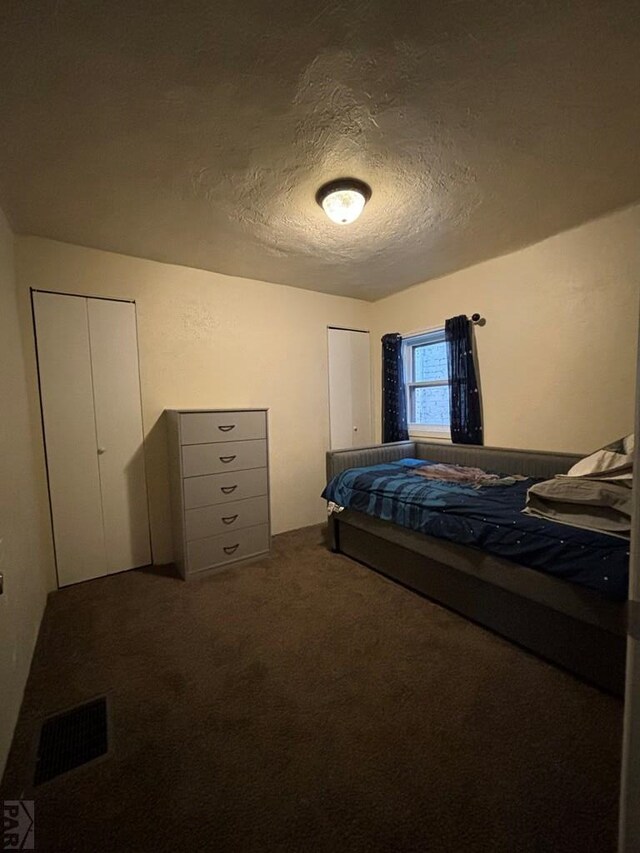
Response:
33,292,151,586
87,299,150,574
33,293,107,585
328,327,373,449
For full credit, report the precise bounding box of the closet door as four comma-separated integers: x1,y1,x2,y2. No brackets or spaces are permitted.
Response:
34,292,151,587
328,327,373,449
350,329,373,444
33,292,107,585
88,299,151,573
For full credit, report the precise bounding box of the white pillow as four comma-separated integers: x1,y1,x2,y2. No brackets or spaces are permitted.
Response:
565,433,634,480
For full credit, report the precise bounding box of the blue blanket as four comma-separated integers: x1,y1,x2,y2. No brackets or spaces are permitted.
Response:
322,459,629,600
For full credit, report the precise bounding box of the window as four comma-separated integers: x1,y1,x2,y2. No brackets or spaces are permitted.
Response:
402,329,451,437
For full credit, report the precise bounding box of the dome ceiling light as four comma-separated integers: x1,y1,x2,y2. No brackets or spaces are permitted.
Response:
316,178,372,225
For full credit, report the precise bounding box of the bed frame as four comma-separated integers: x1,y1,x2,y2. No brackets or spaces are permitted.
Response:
326,441,628,696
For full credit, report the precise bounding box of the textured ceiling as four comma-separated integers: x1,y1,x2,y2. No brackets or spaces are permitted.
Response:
0,1,639,300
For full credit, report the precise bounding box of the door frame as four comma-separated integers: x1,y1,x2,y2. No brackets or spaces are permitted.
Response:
30,289,153,586
618,311,640,852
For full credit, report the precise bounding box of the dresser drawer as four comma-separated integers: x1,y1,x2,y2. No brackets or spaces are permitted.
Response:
187,524,269,573
182,439,267,477
180,411,266,445
183,467,268,509
185,496,268,541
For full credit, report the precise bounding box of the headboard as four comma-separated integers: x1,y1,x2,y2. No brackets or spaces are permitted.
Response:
326,441,581,482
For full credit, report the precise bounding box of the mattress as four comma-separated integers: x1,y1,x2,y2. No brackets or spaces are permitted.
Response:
322,458,629,600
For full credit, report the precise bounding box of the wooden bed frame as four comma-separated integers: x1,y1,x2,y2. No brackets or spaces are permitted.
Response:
326,441,628,696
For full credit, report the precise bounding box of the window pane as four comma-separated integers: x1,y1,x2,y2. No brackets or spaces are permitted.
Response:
412,385,450,426
413,341,448,382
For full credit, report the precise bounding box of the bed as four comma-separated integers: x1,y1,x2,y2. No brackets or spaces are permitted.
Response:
324,441,629,695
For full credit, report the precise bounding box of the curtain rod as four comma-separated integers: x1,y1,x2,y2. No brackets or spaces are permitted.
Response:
401,313,484,339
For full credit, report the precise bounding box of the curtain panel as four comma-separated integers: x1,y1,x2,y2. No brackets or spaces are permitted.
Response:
445,315,483,445
381,333,409,443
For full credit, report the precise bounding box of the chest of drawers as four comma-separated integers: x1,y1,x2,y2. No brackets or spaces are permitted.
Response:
165,409,271,578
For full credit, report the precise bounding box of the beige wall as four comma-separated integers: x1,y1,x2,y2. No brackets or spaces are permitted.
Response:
0,211,55,777
17,237,373,565
370,204,640,454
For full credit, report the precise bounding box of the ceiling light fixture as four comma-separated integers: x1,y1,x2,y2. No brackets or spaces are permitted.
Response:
316,178,372,225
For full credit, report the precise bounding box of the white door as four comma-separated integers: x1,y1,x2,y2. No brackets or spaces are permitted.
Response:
328,327,373,449
32,293,107,585
33,292,151,586
87,299,151,574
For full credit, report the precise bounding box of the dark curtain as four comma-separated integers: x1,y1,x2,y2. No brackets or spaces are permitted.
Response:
381,333,409,443
445,315,483,445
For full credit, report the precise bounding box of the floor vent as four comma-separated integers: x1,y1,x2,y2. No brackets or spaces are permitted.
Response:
34,697,108,785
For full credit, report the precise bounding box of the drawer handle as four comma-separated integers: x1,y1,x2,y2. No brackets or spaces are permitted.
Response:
219,455,237,464
220,485,238,494
221,514,239,525
223,544,240,555
218,424,236,432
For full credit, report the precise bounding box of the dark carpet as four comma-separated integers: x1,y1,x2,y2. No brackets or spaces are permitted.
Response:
1,525,623,852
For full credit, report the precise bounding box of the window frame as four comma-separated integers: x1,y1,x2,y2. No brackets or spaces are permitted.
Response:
402,328,451,439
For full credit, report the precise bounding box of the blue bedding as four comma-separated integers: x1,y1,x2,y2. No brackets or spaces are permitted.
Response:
322,459,629,600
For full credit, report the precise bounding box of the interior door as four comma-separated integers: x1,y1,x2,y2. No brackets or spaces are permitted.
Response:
33,292,151,586
32,292,107,585
328,327,373,449
88,299,151,574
